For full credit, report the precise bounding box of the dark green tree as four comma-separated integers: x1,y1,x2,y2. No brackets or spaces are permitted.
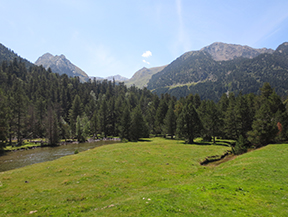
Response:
0,89,8,149
59,116,70,141
68,94,83,137
199,100,220,144
164,101,177,138
75,114,90,142
176,102,202,144
12,83,27,145
46,106,59,145
99,97,108,137
154,99,168,135
130,105,149,141
223,93,238,139
90,110,98,138
234,93,252,138
232,135,248,155
119,104,131,140
248,102,278,147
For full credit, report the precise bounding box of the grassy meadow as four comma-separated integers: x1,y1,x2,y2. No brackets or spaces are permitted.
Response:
0,138,287,216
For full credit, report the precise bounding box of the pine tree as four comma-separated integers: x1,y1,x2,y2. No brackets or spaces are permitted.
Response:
81,114,90,142
68,94,83,137
176,102,202,144
200,100,220,144
0,89,8,149
268,91,288,141
164,101,176,138
217,93,229,137
232,135,247,155
76,115,83,142
234,93,252,138
223,94,238,139
130,105,149,141
119,104,131,140
155,99,168,135
90,110,98,138
99,97,108,137
59,116,70,141
248,101,278,147
46,106,59,145
12,82,27,145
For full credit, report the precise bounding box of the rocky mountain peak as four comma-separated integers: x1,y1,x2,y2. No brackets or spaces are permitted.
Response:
201,42,274,61
275,42,288,55
35,53,89,82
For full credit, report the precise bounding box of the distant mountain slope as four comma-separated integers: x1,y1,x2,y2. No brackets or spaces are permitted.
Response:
125,65,167,88
35,53,89,82
0,43,34,68
89,74,128,82
147,42,288,100
106,74,128,82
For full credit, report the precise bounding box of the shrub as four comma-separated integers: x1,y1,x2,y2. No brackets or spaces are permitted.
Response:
232,135,248,155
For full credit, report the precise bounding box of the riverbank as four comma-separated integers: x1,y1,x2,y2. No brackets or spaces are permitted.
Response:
0,139,121,172
2,137,121,153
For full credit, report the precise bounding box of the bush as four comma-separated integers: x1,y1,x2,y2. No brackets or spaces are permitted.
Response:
121,138,129,143
202,135,212,142
232,135,248,155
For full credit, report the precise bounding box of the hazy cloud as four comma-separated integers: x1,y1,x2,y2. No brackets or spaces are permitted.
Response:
142,51,152,58
173,0,191,54
143,59,150,64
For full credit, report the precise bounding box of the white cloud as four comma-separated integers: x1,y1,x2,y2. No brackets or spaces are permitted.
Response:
143,59,150,64
142,51,152,58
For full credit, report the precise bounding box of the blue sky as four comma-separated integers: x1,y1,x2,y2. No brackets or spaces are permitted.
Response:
1,0,288,78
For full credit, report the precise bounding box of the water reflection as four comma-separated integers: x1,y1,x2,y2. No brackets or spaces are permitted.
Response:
0,140,119,172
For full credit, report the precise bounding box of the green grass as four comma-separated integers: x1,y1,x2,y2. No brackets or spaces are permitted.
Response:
0,138,287,216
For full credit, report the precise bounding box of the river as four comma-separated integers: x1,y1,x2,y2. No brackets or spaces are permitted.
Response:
0,140,119,172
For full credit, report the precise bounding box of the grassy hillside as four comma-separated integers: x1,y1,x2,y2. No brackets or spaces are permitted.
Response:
0,138,287,216
125,65,166,88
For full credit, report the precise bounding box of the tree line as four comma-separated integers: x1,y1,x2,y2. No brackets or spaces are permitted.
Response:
0,59,287,153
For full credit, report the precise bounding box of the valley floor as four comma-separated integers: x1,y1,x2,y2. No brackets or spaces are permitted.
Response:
0,138,287,216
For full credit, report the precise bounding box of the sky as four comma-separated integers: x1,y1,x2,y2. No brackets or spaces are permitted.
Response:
1,0,288,79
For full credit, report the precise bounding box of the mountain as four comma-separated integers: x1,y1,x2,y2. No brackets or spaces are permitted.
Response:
147,42,288,101
89,76,105,80
0,43,34,68
35,53,89,82
106,74,128,82
125,65,167,88
89,74,128,82
201,42,274,61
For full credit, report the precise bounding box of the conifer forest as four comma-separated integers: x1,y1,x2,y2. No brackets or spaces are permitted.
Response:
0,59,288,154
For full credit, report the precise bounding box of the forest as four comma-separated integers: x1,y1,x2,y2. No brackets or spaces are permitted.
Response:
0,58,288,154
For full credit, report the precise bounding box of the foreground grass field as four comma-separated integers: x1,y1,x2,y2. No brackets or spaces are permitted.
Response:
0,138,287,216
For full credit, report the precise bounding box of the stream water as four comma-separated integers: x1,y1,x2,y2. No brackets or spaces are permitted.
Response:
0,140,119,172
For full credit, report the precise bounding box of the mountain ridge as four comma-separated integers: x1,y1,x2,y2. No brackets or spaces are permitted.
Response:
201,42,274,61
0,43,34,68
147,42,288,100
35,53,89,82
89,74,128,82
125,65,167,88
